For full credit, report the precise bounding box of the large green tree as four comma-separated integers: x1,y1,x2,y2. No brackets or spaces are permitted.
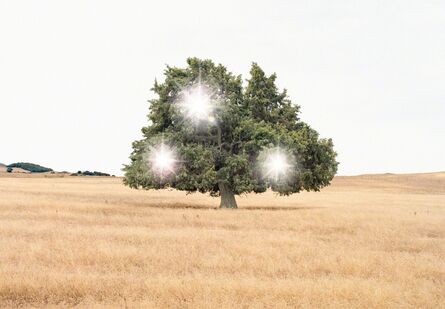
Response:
124,58,338,208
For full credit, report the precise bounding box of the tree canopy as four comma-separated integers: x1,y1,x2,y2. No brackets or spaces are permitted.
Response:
124,58,338,208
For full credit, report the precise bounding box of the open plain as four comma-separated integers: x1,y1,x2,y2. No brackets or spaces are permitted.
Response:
0,172,444,308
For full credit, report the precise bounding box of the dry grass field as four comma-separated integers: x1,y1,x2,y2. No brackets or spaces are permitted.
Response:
0,172,444,308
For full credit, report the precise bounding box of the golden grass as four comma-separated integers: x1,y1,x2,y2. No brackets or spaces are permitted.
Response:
0,173,444,308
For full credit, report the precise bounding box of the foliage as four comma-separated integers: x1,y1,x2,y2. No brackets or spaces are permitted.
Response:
73,171,111,177
124,58,338,204
7,162,53,173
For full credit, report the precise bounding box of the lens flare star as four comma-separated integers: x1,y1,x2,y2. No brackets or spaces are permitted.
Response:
263,148,292,180
177,82,215,123
148,143,178,179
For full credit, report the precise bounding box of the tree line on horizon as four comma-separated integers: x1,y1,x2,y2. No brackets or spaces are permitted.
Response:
3,162,113,176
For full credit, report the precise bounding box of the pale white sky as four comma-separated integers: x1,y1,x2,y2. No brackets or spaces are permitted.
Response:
0,0,444,176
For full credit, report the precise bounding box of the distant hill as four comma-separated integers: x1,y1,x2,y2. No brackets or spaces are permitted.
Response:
7,162,53,173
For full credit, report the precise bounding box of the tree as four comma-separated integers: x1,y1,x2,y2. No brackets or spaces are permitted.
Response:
124,58,338,208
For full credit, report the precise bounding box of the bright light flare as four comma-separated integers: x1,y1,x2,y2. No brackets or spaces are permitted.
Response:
177,83,215,123
148,143,178,178
264,148,292,180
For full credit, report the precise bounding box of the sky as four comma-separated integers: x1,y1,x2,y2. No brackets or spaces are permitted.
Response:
0,0,444,176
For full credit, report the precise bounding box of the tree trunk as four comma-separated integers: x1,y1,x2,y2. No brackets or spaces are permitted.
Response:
218,182,238,209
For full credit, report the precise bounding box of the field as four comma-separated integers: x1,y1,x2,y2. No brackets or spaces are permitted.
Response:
0,172,444,308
